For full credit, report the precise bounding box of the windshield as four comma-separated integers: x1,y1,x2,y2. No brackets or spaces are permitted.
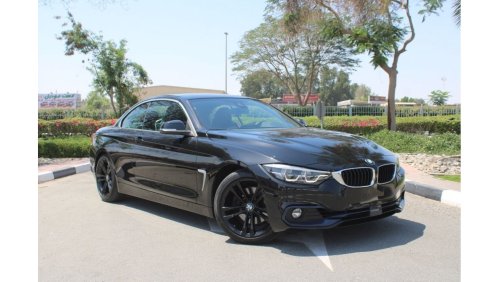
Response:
189,98,300,130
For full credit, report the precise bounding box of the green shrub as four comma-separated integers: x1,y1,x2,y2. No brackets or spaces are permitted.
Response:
38,136,91,158
396,115,460,134
38,118,116,137
302,115,460,134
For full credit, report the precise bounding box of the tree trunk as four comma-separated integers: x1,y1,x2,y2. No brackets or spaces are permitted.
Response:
296,93,305,106
108,89,118,117
386,70,397,131
293,86,305,106
299,94,306,106
300,65,316,106
302,93,310,106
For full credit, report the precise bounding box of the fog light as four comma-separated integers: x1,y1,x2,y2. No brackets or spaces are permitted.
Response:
291,208,302,219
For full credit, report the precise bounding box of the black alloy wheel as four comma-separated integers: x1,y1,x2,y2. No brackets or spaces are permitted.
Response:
214,170,276,244
95,155,122,202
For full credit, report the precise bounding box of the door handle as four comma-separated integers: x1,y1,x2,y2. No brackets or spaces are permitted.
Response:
135,136,143,142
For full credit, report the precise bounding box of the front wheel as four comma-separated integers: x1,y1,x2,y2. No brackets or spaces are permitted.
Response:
214,170,276,244
95,155,122,202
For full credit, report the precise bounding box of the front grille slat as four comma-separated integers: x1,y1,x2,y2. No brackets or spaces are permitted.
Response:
378,164,396,184
340,168,373,187
333,163,397,188
362,169,368,185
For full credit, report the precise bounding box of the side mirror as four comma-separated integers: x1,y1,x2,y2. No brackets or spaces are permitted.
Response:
295,118,307,127
160,120,193,136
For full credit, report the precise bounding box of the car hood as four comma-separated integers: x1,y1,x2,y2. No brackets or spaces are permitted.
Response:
206,127,396,170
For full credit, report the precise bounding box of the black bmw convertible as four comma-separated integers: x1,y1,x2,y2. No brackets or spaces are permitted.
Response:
90,94,405,244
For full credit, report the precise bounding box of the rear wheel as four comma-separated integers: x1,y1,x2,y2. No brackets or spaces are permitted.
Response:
95,155,122,202
214,170,276,244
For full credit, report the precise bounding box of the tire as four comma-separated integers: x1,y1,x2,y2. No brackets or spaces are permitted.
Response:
95,155,122,202
214,170,277,244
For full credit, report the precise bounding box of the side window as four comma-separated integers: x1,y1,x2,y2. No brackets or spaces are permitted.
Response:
121,102,149,129
143,102,163,131
148,100,190,131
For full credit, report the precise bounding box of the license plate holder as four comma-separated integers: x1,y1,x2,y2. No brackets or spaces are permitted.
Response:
370,205,382,216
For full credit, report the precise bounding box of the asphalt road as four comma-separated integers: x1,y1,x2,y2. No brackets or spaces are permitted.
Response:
39,172,460,281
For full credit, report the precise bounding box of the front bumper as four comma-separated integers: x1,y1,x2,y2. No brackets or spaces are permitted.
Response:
251,164,406,232
280,193,405,229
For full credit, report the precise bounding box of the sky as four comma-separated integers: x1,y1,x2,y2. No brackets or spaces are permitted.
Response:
38,0,460,104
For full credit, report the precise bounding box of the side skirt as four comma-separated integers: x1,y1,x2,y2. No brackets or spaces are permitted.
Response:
117,179,214,218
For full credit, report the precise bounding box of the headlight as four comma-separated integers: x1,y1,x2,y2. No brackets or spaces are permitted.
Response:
262,164,331,185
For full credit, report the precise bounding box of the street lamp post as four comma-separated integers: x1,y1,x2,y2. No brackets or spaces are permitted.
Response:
224,32,228,94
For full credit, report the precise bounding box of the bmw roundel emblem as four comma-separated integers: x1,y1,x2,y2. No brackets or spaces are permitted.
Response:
364,159,374,165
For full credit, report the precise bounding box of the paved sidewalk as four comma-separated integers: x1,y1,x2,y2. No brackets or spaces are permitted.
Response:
37,158,461,207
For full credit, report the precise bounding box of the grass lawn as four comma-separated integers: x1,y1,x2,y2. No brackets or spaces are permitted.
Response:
435,175,461,182
364,130,460,155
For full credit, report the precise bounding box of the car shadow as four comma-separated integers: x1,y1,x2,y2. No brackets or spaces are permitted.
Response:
116,196,425,257
116,196,212,231
323,216,426,255
256,216,425,257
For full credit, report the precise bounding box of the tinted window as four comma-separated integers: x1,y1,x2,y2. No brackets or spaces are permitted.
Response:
189,98,300,130
121,100,189,131
149,100,189,131
121,103,149,129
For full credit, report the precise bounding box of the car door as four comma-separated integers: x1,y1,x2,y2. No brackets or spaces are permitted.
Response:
111,101,154,189
130,99,200,202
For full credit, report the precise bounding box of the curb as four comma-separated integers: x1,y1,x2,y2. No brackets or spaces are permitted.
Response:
405,181,461,207
38,162,91,184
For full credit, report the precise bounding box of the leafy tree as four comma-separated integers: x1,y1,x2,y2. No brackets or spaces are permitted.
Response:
281,0,445,130
352,84,372,101
428,90,450,105
415,98,426,105
84,90,111,111
57,12,152,116
240,69,287,99
232,8,357,106
319,66,352,105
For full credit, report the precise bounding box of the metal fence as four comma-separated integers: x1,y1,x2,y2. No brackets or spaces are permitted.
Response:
39,104,461,120
274,104,461,117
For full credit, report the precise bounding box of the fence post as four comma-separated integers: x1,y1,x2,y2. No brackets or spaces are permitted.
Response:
419,104,424,116
348,106,352,117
